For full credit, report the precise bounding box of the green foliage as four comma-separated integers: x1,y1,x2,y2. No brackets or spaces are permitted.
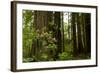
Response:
48,44,57,50
40,53,48,61
23,58,34,62
58,52,73,60
23,10,33,25
23,10,34,58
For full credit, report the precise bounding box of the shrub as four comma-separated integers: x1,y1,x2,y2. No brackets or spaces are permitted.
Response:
58,52,73,60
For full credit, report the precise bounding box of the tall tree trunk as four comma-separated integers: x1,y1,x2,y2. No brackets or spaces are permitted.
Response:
68,12,70,40
72,13,77,56
81,13,87,53
84,13,91,54
34,11,48,30
54,12,62,58
77,13,83,54
31,11,48,60
61,12,64,52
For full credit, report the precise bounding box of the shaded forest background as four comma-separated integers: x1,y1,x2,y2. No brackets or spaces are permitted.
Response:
22,10,91,62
